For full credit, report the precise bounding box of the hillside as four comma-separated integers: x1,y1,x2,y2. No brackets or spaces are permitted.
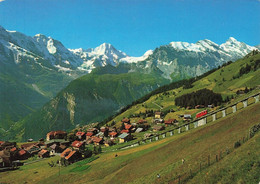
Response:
1,98,259,184
1,72,168,141
107,51,260,126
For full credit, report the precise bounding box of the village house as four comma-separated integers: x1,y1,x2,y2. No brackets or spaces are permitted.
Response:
121,129,129,134
137,119,147,124
46,131,67,141
92,137,103,145
38,149,49,158
153,125,164,132
75,131,86,140
118,133,132,143
18,149,30,160
155,112,162,119
87,128,98,135
122,118,130,124
104,140,114,147
135,127,143,133
144,133,153,139
71,140,85,150
60,148,81,164
109,132,118,139
49,144,64,155
164,119,177,127
0,141,16,151
86,132,94,139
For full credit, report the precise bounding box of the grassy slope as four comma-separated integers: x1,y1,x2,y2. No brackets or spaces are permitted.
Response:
108,53,260,126
1,102,259,184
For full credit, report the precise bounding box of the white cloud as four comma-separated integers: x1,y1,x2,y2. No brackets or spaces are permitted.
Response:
0,0,5,2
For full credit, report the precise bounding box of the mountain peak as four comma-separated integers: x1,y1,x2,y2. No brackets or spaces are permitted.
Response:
226,37,238,43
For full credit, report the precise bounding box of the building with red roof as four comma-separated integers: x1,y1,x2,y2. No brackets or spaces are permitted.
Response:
92,137,103,145
71,141,85,150
46,130,67,141
164,119,176,126
109,132,118,138
76,132,86,140
38,149,49,158
122,118,130,124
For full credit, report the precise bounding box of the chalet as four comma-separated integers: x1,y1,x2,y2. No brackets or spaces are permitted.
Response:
135,128,143,133
104,140,114,147
38,149,49,158
155,112,162,119
61,148,81,163
138,119,147,124
92,137,103,145
76,132,86,140
153,125,164,132
109,132,118,138
164,119,176,126
0,150,12,167
0,141,16,151
100,127,108,132
120,129,129,134
108,127,116,132
195,105,204,109
18,149,30,160
46,131,67,141
122,118,130,124
124,124,132,130
27,145,41,155
71,141,85,150
86,132,94,139
21,142,36,150
96,131,104,138
87,128,98,135
49,144,63,155
118,133,132,143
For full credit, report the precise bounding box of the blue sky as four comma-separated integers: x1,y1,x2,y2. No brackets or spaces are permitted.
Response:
0,0,259,56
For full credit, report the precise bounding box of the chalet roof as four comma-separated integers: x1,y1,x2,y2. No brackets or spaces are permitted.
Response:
50,144,58,150
60,148,72,158
71,141,84,148
118,133,129,139
44,139,66,145
109,132,117,136
38,149,49,156
122,118,130,123
65,150,76,160
86,132,94,137
10,147,17,152
76,132,85,136
164,119,176,124
121,129,129,134
21,143,37,149
138,119,147,124
87,128,97,132
135,128,143,133
92,137,103,143
153,125,163,130
124,124,132,130
155,112,162,115
19,149,27,156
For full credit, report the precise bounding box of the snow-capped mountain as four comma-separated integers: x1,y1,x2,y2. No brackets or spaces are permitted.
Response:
139,37,259,79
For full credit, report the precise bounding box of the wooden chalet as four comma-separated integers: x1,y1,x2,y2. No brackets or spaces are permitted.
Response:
38,149,49,158
164,119,176,126
71,141,85,150
109,132,118,138
75,132,86,140
92,137,103,145
153,125,164,132
118,133,132,143
122,118,130,124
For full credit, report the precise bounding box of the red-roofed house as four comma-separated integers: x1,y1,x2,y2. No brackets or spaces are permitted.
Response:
60,148,80,163
60,148,71,158
76,132,86,140
120,129,129,134
38,149,49,158
164,119,176,126
122,118,130,124
92,137,103,145
71,141,85,150
10,147,17,152
124,124,132,130
18,149,30,160
109,132,118,138
138,119,147,124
